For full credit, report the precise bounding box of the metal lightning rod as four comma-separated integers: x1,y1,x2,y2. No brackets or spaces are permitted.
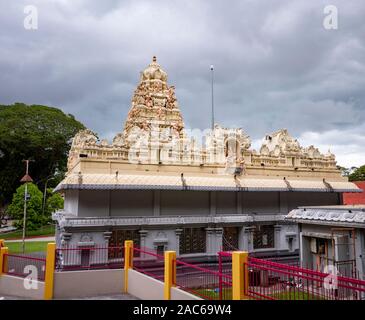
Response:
210,64,215,131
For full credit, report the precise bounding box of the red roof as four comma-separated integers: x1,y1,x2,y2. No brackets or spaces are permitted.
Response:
343,181,365,205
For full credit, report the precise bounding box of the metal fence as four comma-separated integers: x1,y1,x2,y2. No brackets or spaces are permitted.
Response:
130,247,233,299
245,257,365,300
132,246,165,281
55,245,124,271
216,251,365,300
3,253,46,281
174,258,232,300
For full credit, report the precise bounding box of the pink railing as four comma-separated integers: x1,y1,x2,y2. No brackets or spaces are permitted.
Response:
3,253,46,281
55,245,124,271
131,246,232,299
246,257,365,300
132,246,165,281
174,258,232,300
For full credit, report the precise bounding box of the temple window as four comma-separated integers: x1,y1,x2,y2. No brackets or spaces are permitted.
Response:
179,227,206,254
253,225,275,249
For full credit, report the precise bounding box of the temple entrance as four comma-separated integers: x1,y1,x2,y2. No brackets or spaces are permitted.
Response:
80,249,90,267
222,227,239,251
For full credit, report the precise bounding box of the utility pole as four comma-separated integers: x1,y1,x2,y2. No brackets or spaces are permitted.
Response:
20,159,34,253
42,176,51,216
210,64,215,131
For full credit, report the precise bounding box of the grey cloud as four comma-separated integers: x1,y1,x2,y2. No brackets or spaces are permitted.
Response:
0,0,364,167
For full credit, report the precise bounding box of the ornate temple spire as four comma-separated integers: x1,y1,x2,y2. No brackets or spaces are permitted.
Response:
123,56,184,138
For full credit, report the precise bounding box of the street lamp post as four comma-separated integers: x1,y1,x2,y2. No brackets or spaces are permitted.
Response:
20,160,34,254
42,176,53,216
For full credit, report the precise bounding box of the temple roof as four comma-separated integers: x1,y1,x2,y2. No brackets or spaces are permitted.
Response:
54,172,361,193
286,205,365,227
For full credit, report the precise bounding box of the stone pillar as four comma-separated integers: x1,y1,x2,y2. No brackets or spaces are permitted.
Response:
274,225,282,250
60,232,73,267
139,230,148,259
139,230,148,248
238,227,245,251
60,232,72,248
175,229,183,256
214,228,224,253
242,227,254,251
103,231,112,245
205,228,215,255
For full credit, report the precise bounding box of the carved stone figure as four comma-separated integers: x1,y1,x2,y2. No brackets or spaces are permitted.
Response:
112,133,126,147
71,129,98,148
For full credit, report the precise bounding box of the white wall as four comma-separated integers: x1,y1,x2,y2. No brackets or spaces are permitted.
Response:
143,229,178,252
216,192,237,215
128,269,201,300
64,190,79,215
171,287,203,300
287,192,339,211
74,190,341,218
53,269,124,299
243,192,280,214
128,269,164,300
0,275,44,300
111,190,154,216
79,190,109,217
160,191,210,215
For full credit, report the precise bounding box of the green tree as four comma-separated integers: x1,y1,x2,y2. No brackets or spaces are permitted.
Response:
0,103,85,206
349,165,365,182
337,166,350,177
44,189,64,219
6,183,44,230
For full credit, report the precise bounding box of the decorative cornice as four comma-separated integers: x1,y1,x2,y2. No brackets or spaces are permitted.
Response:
53,211,287,228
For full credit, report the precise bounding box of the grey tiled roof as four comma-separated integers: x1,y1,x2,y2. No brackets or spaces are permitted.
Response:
54,173,361,193
286,206,365,226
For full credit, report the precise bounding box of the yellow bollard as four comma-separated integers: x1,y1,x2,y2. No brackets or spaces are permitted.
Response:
44,243,56,300
164,251,176,300
232,251,249,300
0,246,9,275
124,240,134,293
0,239,4,248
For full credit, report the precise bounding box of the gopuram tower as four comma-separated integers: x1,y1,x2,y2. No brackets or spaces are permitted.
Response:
121,56,194,164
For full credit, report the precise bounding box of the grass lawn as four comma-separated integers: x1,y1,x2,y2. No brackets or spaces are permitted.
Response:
0,224,55,240
270,290,324,300
194,287,232,300
4,241,48,254
194,287,324,300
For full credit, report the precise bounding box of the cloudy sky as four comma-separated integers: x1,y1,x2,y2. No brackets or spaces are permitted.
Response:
0,0,364,167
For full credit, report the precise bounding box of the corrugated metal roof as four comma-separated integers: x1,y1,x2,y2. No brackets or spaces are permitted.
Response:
54,173,361,193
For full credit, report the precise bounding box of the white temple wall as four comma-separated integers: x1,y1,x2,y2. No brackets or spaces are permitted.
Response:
142,229,178,252
242,192,280,214
216,192,237,215
286,192,339,211
74,190,341,218
78,190,109,217
64,190,79,216
276,224,298,251
160,190,210,216
110,190,154,216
